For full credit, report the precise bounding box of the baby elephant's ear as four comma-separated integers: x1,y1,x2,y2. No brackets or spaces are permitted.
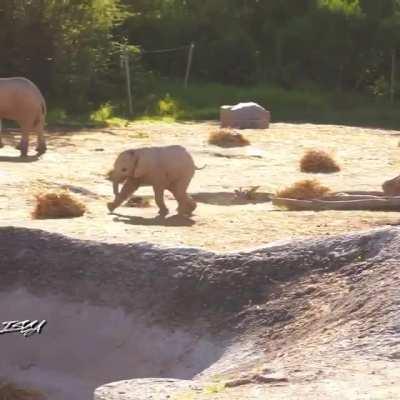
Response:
129,150,137,166
130,150,145,178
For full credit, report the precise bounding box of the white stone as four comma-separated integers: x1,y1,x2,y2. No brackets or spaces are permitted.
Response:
220,102,270,129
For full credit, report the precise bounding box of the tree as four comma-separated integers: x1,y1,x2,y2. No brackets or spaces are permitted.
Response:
0,0,128,110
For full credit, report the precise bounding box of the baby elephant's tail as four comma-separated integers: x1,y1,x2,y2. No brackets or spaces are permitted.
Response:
195,164,207,170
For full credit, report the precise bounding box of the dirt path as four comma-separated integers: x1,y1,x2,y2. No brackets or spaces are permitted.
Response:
1,121,400,251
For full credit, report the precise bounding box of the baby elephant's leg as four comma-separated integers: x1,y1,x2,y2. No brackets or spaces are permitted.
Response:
176,194,197,216
153,186,169,217
107,177,139,212
0,120,3,148
171,178,196,216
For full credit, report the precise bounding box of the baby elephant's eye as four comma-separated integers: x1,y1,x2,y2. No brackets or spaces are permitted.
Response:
121,168,127,172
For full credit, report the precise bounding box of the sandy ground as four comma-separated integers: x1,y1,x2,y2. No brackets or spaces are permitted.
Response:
1,121,400,251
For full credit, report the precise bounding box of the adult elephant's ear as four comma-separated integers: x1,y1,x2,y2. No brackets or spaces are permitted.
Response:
130,150,146,178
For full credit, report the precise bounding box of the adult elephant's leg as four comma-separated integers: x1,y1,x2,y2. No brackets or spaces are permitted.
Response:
36,133,47,155
19,131,30,157
35,116,47,155
17,119,34,157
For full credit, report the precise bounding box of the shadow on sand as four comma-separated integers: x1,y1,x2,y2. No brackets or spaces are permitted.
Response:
112,213,195,227
0,154,40,163
191,191,272,206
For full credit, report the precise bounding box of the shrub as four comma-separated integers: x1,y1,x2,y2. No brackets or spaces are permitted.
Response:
208,130,250,147
300,149,340,173
32,191,86,219
276,179,331,200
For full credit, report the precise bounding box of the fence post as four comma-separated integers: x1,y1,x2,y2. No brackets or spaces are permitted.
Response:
124,48,134,116
184,42,195,88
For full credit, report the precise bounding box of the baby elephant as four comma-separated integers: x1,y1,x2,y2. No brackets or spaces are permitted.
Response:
107,145,202,217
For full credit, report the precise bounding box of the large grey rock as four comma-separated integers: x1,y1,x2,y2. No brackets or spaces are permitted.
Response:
220,102,270,129
0,227,399,400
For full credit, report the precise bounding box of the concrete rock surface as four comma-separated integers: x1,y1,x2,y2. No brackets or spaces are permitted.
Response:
0,226,399,399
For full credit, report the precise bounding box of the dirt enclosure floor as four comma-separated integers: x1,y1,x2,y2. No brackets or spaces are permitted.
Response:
1,121,400,251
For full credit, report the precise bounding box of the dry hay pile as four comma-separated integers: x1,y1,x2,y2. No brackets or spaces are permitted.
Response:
32,191,86,219
208,130,250,147
0,382,45,400
125,196,152,208
276,179,331,200
300,149,340,173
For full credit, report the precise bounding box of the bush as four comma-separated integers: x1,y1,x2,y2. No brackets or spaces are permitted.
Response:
32,191,86,219
300,150,341,173
276,179,331,200
208,130,250,147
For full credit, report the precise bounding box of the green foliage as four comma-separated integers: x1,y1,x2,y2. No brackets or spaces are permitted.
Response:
45,79,400,130
319,0,362,15
2,0,400,118
119,0,400,103
90,103,114,122
127,80,400,129
0,0,132,111
157,94,180,117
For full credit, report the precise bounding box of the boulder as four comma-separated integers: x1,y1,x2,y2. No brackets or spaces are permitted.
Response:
220,102,270,129
382,175,400,196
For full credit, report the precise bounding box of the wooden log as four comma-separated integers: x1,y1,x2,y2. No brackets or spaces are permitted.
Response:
322,195,388,201
273,197,400,211
332,191,386,197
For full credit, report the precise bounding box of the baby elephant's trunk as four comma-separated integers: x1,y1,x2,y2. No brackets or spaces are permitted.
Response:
113,181,120,195
106,169,120,195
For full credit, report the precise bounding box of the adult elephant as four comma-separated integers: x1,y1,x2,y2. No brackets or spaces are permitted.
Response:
0,77,47,157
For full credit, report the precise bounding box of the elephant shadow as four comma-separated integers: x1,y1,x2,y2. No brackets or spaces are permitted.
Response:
191,191,273,206
112,213,196,227
0,155,39,163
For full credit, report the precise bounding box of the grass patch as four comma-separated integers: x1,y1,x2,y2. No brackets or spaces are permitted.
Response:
90,103,130,127
276,179,331,200
45,80,400,130
46,103,131,128
300,149,340,173
135,80,400,129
